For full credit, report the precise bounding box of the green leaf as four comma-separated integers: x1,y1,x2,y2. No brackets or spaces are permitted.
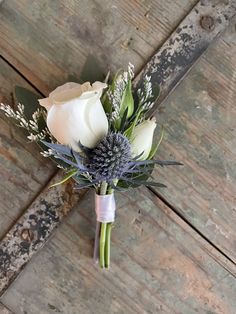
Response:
102,92,112,114
67,74,81,84
148,126,164,159
124,107,142,140
120,79,134,118
50,169,78,187
119,107,129,132
14,86,47,132
14,86,41,119
80,55,105,83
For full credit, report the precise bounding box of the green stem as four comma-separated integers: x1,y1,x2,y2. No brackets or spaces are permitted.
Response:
99,181,107,268
98,180,117,268
99,223,107,268
104,179,117,268
105,223,112,268
100,181,108,195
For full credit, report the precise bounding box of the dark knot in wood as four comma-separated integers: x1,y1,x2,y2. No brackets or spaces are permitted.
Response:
200,16,215,31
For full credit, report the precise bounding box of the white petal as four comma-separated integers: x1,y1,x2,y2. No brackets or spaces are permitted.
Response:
85,99,108,146
38,97,52,111
92,81,107,91
131,120,156,160
49,82,81,98
45,81,108,150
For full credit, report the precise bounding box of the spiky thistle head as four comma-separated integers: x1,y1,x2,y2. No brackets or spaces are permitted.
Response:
41,134,182,190
85,132,132,182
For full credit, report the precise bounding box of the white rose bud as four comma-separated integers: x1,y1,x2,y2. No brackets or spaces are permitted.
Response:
131,118,156,160
39,81,108,151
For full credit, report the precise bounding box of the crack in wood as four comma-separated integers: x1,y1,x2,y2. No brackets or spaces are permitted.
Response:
0,302,13,314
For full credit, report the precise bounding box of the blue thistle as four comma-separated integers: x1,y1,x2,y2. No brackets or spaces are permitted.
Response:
85,133,132,182
41,135,182,190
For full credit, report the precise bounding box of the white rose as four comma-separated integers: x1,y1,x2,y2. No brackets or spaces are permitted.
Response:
131,119,156,160
39,81,108,151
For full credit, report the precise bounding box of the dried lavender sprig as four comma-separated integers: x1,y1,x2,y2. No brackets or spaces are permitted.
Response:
108,63,135,122
40,148,54,158
0,102,50,141
137,75,154,111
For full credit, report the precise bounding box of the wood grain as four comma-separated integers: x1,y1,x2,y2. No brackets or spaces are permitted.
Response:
0,59,56,239
0,172,85,296
134,0,236,109
0,0,236,312
152,17,236,264
0,303,13,314
1,189,235,314
0,0,196,94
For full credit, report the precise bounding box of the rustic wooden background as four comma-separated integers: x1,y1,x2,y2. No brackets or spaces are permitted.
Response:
0,0,236,313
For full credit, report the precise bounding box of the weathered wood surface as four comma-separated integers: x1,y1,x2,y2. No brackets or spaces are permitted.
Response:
0,172,85,296
0,0,236,313
0,0,197,94
134,0,236,108
0,59,56,239
152,16,236,264
0,303,13,314
1,189,236,314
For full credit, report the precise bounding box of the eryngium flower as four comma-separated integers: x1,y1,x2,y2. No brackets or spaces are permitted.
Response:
86,133,131,182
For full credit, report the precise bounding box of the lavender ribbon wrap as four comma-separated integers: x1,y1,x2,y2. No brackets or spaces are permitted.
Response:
93,193,116,262
95,194,116,223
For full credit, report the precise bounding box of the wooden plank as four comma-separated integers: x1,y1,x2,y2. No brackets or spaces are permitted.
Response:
134,0,236,108
151,16,236,264
0,172,85,296
0,58,56,239
0,303,13,314
0,0,234,313
0,0,196,94
1,189,235,314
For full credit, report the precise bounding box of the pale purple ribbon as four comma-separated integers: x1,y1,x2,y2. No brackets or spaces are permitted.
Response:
93,193,116,262
95,194,116,223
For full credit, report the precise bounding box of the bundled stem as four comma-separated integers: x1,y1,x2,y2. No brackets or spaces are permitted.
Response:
99,223,107,268
99,181,111,268
105,223,112,268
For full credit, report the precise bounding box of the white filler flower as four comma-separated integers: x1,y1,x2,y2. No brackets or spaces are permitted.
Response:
39,82,108,151
131,118,156,160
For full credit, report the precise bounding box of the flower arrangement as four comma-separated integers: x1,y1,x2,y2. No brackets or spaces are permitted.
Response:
0,63,182,268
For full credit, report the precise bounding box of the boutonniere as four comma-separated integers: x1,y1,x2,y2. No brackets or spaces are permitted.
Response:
1,63,182,268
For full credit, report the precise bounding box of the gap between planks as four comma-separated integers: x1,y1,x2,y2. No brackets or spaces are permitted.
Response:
0,55,44,97
148,187,236,278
